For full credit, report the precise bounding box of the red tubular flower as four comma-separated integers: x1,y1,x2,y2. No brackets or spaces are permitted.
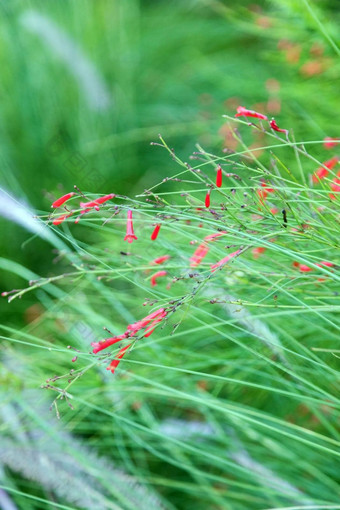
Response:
92,306,167,352
257,188,268,204
257,181,275,206
127,308,166,336
124,210,138,243
150,270,167,287
235,106,268,120
261,180,275,192
252,247,266,259
210,250,241,272
299,264,312,272
151,255,171,265
330,174,340,193
324,137,340,149
205,190,211,208
316,261,334,268
144,317,164,337
80,193,115,210
151,224,161,241
190,243,209,267
312,157,339,183
106,344,131,374
143,309,167,337
95,193,115,204
51,192,76,208
216,167,222,188
91,308,168,375
91,334,127,354
87,203,100,211
269,119,288,134
52,212,73,225
204,231,228,242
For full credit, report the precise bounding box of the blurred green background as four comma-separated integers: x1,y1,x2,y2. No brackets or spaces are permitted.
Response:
1,1,340,508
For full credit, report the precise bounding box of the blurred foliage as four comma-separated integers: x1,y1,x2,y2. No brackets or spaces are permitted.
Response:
0,0,340,508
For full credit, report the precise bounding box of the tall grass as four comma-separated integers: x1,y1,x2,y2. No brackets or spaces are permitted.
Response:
1,1,340,509
1,110,340,509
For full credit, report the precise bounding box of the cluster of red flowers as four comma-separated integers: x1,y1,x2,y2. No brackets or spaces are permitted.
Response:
91,307,167,373
252,247,266,259
52,109,338,381
145,254,171,287
234,106,339,203
235,106,288,135
234,105,339,201
124,212,164,244
189,231,228,268
234,106,339,199
293,260,335,283
293,260,334,272
312,157,338,183
189,231,243,272
80,194,116,211
52,192,115,225
330,175,340,199
257,180,275,206
190,243,210,267
51,192,165,244
311,156,339,200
